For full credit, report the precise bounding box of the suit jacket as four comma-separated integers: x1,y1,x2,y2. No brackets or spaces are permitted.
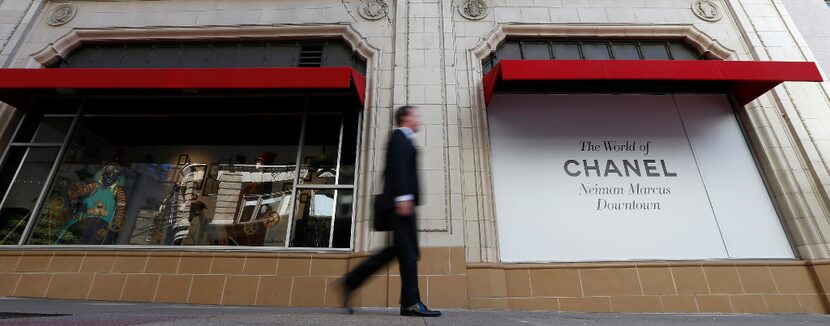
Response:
383,129,420,208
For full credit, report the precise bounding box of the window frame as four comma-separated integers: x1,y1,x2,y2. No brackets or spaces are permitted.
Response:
0,94,363,252
483,39,705,73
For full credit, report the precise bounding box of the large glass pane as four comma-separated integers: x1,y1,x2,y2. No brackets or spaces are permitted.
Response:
31,117,73,143
89,45,126,68
640,43,671,60
521,42,551,60
611,43,641,60
178,46,208,68
298,114,342,185
551,43,581,60
669,42,700,60
289,188,335,248
582,43,611,60
0,147,58,245
496,42,522,60
29,105,303,246
323,43,354,67
237,45,267,67
149,45,182,67
120,45,154,68
265,44,298,67
207,45,239,68
332,189,353,248
337,110,360,185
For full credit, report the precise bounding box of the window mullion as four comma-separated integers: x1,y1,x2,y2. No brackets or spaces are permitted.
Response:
635,41,645,60
329,117,345,248
9,143,64,147
18,99,86,245
284,96,309,248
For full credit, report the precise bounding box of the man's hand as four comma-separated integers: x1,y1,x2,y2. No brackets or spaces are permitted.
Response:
395,200,415,217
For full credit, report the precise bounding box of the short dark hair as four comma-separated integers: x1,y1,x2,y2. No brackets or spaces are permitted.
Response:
395,105,415,126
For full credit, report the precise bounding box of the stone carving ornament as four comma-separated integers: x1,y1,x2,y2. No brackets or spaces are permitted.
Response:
459,0,488,20
359,0,388,20
692,0,722,22
47,3,77,26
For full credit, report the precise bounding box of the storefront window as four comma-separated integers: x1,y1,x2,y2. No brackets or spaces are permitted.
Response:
1,96,360,249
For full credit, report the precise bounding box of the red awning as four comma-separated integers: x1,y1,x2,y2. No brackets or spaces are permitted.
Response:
0,67,367,108
483,60,823,106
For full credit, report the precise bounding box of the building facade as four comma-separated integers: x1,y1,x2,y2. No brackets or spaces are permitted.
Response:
0,0,829,314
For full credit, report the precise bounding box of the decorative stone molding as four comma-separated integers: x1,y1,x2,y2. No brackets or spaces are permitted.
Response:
358,0,388,20
31,24,379,67
471,24,735,61
459,0,488,21
46,3,76,27
692,0,723,22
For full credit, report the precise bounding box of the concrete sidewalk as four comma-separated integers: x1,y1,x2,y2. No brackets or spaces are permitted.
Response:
1,297,829,325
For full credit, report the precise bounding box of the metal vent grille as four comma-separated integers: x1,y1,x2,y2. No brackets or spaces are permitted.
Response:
298,43,324,67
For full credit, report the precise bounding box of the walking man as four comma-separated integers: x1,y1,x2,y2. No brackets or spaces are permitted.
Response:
341,105,441,317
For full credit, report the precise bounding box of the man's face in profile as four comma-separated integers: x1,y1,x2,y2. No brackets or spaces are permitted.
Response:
402,107,422,133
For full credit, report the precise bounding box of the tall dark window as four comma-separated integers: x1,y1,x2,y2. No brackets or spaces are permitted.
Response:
52,40,367,73
482,39,704,73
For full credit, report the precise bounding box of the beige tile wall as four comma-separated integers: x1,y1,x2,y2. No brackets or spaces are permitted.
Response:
0,247,468,309
3,249,830,314
467,260,830,314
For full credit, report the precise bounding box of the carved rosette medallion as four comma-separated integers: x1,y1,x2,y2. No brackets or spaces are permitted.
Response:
359,0,388,21
692,0,723,22
47,4,77,26
459,0,488,21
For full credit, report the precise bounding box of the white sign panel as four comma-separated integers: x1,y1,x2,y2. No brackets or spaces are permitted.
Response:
488,94,794,262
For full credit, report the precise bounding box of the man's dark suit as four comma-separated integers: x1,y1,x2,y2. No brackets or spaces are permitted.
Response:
344,128,421,306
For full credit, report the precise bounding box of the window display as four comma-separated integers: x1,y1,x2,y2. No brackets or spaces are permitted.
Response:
0,96,360,249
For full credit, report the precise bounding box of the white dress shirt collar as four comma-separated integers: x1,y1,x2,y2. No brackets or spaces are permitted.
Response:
397,127,416,139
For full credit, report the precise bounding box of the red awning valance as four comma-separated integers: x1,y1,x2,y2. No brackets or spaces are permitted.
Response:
0,67,366,108
483,60,823,106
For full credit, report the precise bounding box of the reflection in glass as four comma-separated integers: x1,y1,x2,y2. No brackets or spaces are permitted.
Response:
669,42,699,60
289,189,335,248
552,44,581,60
582,43,611,60
337,111,360,185
29,113,303,246
521,42,550,60
332,189,354,248
498,42,522,60
0,148,58,245
299,115,342,185
611,43,640,60
641,44,670,60
5,95,361,249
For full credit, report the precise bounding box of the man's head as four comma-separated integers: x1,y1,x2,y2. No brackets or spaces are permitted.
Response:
395,105,421,133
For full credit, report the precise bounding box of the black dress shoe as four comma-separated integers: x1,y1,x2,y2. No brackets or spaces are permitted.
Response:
337,277,354,314
400,302,441,317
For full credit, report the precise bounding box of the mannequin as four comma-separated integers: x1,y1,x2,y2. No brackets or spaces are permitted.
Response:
58,162,127,244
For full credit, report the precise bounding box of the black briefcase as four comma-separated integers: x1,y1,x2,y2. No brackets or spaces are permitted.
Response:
372,193,393,231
